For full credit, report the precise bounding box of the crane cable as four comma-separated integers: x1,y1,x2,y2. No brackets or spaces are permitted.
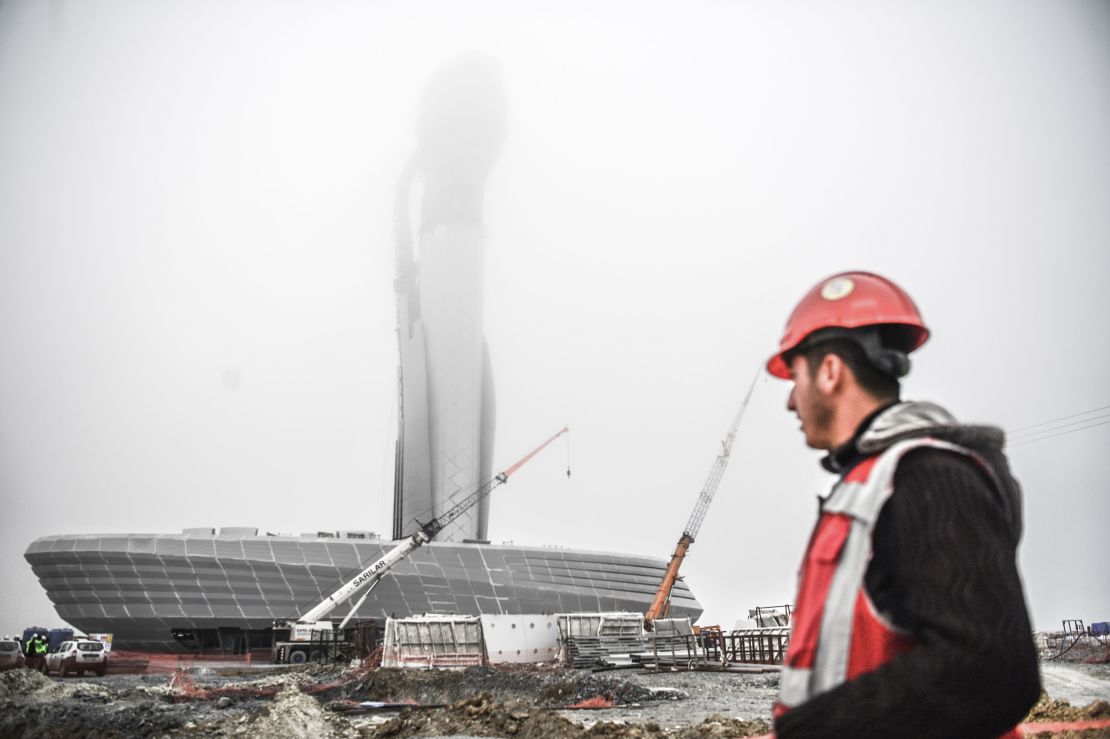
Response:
565,430,572,478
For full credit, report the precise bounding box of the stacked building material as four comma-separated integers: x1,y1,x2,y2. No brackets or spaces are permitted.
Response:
557,612,648,668
381,614,484,669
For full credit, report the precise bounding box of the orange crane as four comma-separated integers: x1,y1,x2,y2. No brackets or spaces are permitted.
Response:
645,374,758,623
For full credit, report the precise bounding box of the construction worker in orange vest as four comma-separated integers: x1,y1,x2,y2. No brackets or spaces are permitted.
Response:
766,271,1040,738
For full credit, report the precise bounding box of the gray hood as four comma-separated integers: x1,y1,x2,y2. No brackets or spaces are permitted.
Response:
858,401,1006,457
854,401,1022,541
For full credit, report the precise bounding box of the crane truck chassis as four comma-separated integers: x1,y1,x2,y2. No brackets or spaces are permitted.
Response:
272,620,378,665
270,427,569,664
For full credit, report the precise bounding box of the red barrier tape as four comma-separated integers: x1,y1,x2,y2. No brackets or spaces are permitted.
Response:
1019,719,1110,735
740,722,1110,739
105,651,263,674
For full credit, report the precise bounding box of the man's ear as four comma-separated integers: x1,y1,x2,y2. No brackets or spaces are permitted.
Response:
815,352,845,395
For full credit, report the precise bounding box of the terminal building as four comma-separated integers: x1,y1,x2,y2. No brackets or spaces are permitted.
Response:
24,529,700,652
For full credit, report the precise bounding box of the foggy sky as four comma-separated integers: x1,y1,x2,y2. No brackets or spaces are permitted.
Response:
1,0,1108,635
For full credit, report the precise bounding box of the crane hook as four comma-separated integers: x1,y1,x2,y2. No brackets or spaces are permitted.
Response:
565,431,572,478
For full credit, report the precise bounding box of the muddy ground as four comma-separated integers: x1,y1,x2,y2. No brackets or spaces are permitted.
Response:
1,661,1107,738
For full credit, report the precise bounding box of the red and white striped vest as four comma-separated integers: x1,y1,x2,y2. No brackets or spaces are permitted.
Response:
776,437,1020,738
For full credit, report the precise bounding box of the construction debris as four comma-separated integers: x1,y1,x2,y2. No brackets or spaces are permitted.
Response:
1020,692,1110,738
3,658,1109,738
1025,693,1110,724
0,660,774,737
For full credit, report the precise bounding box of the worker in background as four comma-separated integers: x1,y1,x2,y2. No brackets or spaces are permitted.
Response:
24,634,41,670
32,634,48,669
765,271,1040,738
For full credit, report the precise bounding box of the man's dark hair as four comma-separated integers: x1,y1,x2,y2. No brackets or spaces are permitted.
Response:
786,327,904,402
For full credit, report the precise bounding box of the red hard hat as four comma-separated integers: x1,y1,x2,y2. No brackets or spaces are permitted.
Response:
766,271,929,379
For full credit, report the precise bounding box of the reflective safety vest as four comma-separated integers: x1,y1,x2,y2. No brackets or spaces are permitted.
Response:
776,437,1021,739
34,640,47,655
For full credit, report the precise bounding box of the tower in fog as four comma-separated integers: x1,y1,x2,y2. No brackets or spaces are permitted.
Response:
392,55,506,542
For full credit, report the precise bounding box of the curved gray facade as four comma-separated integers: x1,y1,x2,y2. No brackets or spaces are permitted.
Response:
25,532,701,651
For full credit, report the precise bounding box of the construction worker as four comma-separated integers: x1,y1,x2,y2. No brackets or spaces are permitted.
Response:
31,634,48,669
766,272,1040,738
24,635,40,670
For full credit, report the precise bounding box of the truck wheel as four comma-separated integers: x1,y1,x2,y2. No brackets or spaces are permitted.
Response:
288,649,308,664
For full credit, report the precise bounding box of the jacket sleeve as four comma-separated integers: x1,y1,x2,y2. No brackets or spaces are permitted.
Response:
774,448,1041,739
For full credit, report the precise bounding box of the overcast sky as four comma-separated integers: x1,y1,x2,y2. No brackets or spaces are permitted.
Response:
1,0,1108,636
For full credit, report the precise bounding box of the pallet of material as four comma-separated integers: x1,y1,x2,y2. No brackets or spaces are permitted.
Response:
562,635,650,668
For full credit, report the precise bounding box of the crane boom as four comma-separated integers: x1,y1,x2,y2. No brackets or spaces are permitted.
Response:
645,373,758,622
682,374,757,540
424,426,569,539
297,426,569,625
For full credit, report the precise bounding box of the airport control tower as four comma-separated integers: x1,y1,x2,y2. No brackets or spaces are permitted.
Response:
392,55,506,542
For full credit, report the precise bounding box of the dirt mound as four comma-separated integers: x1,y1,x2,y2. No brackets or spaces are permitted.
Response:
1026,693,1110,723
370,694,772,738
0,667,51,697
338,666,657,708
1022,694,1110,739
1,682,188,738
375,693,603,738
246,683,340,738
668,714,771,738
0,666,116,704
0,668,258,738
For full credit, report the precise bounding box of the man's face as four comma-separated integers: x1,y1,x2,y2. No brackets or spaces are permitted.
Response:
786,354,835,450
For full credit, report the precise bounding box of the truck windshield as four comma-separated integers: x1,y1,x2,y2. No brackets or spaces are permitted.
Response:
0,643,17,652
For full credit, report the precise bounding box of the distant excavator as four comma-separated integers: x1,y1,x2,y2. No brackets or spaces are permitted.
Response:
645,373,759,624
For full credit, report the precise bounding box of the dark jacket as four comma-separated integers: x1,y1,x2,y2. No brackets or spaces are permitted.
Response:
775,401,1041,739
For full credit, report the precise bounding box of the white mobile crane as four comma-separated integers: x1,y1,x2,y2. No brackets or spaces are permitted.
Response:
644,374,758,624
272,426,569,663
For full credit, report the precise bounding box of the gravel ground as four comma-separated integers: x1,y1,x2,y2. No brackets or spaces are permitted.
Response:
553,669,779,730
0,664,775,738
1040,663,1110,707
1,659,1107,738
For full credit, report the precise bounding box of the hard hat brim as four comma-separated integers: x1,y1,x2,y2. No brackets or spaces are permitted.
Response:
766,353,790,380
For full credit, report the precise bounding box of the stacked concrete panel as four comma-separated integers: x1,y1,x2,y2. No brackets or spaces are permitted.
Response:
25,532,701,651
382,614,484,668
